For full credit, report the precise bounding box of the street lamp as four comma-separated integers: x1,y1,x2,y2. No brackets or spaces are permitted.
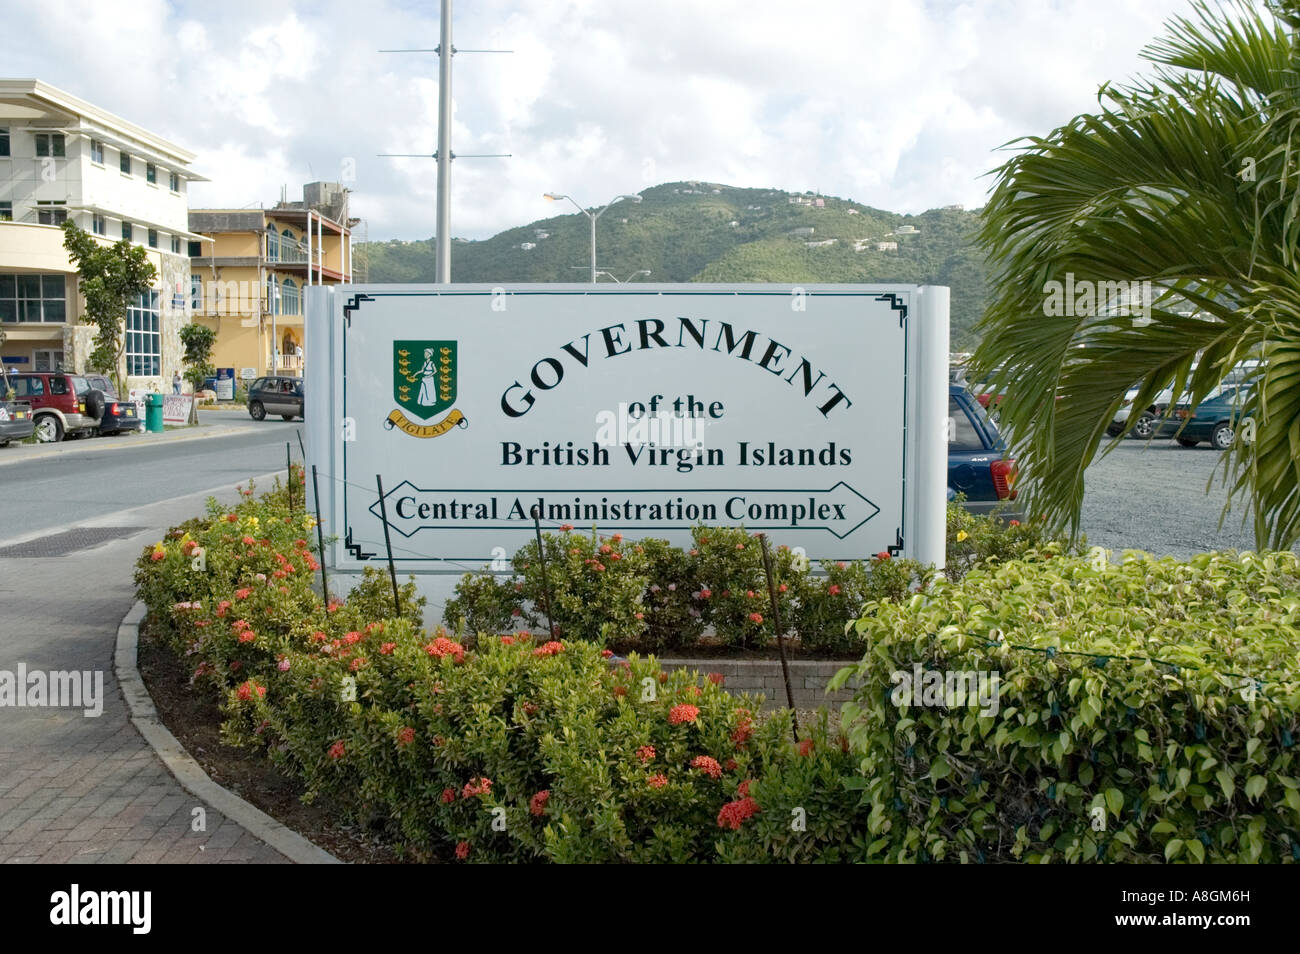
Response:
544,192,642,283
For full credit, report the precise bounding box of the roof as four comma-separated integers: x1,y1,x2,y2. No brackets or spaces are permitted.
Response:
0,78,202,172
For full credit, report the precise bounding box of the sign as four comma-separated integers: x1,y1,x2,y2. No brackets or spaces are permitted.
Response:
216,367,235,401
240,368,256,380
162,394,197,424
306,284,949,574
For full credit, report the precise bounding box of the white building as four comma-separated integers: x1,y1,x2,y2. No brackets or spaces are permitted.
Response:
0,79,207,383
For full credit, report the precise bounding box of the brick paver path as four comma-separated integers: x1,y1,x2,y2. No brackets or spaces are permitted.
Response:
0,490,289,864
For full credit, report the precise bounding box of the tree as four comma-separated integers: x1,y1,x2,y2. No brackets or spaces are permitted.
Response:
61,221,157,396
972,0,1300,550
178,324,217,392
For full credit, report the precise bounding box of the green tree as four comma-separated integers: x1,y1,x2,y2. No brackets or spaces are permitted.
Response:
61,220,157,396
973,0,1300,549
178,323,217,392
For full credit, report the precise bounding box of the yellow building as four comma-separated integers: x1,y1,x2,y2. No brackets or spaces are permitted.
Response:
189,182,353,379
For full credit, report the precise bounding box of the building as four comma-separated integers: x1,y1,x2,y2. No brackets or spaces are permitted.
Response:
0,79,206,383
189,182,353,379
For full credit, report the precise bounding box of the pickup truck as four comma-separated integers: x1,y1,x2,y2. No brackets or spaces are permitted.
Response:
0,396,35,446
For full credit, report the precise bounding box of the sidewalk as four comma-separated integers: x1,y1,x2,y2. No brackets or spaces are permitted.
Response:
0,480,291,864
0,413,274,468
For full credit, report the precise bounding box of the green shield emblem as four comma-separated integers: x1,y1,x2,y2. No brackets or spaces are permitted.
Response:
394,341,457,419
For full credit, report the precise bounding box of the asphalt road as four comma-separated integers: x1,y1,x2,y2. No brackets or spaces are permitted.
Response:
0,424,299,541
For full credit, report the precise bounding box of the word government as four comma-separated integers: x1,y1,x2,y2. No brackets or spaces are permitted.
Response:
501,317,852,418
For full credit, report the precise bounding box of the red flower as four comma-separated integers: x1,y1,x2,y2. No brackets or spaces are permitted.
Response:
462,777,493,799
731,715,753,746
707,672,725,686
669,703,700,725
1009,519,1021,526
424,637,466,663
636,745,656,763
738,779,753,797
875,551,891,561
396,727,415,747
236,681,253,702
779,583,787,593
226,513,238,523
379,642,396,655
344,631,362,645
746,590,755,598
532,641,564,657
798,738,815,757
530,790,550,816
601,648,614,658
647,774,669,789
600,544,612,554
150,550,164,562
327,740,345,760
455,841,471,860
657,672,669,684
238,630,256,644
441,787,455,804
724,758,738,772
699,588,712,599
735,543,745,550
613,685,627,697
500,635,515,646
559,524,574,531
611,533,623,542
748,612,763,624
828,584,842,596
610,553,621,561
235,588,251,600
717,796,761,830
691,755,722,779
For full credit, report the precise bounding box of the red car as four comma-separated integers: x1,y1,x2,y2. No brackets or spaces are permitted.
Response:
6,372,102,442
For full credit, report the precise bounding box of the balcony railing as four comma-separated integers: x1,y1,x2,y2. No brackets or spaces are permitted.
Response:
266,239,309,264
274,354,303,372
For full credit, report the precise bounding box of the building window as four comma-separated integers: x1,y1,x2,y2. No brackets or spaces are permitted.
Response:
0,127,8,157
32,349,65,373
120,151,131,175
92,213,106,235
0,274,67,323
190,275,202,310
281,278,300,315
0,202,11,222
125,290,161,376
36,201,67,226
188,240,202,257
34,133,65,158
169,172,180,192
266,225,280,262
147,228,158,248
146,163,157,184
90,139,104,163
170,235,181,254
122,221,133,242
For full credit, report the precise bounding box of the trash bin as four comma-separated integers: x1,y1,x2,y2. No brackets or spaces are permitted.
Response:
145,392,164,433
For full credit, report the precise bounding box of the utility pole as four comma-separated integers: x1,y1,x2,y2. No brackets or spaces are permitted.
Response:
380,0,510,283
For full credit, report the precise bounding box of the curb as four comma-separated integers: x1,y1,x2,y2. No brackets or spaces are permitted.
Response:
0,419,276,468
114,600,342,865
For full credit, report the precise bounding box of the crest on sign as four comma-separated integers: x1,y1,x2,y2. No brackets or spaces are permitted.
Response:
384,340,468,438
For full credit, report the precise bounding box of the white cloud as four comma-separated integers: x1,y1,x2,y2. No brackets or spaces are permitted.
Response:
5,0,1195,239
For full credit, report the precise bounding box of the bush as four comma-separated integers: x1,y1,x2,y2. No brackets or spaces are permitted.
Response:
789,556,933,654
831,548,1300,862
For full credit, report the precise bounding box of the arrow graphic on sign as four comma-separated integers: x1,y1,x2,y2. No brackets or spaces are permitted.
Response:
367,481,881,540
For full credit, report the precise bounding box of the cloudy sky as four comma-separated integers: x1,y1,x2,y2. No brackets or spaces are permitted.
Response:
10,0,1197,241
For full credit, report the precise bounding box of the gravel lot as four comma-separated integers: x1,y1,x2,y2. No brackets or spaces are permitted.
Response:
1079,438,1296,559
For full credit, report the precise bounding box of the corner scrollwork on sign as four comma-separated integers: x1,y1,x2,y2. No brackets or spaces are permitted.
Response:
874,293,908,327
887,528,904,558
343,293,374,327
345,529,376,561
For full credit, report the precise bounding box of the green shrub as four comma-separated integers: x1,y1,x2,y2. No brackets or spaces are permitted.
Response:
832,548,1300,863
789,556,933,654
635,537,706,653
688,526,802,648
442,570,520,638
945,496,1083,581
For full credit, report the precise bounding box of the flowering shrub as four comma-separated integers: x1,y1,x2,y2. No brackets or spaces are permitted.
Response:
789,556,933,654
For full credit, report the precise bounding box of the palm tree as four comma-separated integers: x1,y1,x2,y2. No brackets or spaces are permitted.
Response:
973,0,1300,549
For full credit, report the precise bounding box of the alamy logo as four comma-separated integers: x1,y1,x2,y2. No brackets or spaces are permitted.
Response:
0,664,103,717
384,340,469,439
50,884,151,934
890,664,1000,716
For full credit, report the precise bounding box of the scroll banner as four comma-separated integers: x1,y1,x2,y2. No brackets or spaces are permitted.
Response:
384,407,467,439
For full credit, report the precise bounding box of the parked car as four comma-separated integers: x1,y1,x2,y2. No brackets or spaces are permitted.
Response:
1156,386,1252,449
0,396,35,446
6,372,100,442
1107,360,1260,438
77,373,143,435
949,384,1020,518
247,376,304,421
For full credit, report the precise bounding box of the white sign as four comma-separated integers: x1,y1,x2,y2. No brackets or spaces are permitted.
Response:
306,284,949,573
162,394,196,424
240,368,257,380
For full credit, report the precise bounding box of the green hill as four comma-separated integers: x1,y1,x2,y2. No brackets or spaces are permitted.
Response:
357,182,987,347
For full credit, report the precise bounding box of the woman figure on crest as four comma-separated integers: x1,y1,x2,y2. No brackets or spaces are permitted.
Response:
417,348,438,407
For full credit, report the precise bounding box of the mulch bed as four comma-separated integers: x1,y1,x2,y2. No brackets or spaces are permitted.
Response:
135,619,408,864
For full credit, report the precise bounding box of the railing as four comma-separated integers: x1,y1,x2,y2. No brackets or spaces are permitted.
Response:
275,354,304,372
266,239,309,264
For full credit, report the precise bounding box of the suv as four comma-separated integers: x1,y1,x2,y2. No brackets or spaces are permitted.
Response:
247,376,304,421
80,373,142,436
7,372,102,442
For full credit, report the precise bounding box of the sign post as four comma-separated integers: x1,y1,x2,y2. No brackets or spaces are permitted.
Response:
306,283,948,581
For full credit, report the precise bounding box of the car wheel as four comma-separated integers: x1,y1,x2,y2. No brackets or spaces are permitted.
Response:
282,414,295,421
249,400,266,421
1132,411,1157,439
34,415,63,443
1211,422,1234,450
1105,422,1123,437
1176,437,1200,448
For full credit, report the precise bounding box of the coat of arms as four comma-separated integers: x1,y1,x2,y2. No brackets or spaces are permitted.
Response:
384,340,467,438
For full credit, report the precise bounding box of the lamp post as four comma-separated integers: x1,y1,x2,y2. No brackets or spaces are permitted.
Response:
544,192,641,283
595,269,651,283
